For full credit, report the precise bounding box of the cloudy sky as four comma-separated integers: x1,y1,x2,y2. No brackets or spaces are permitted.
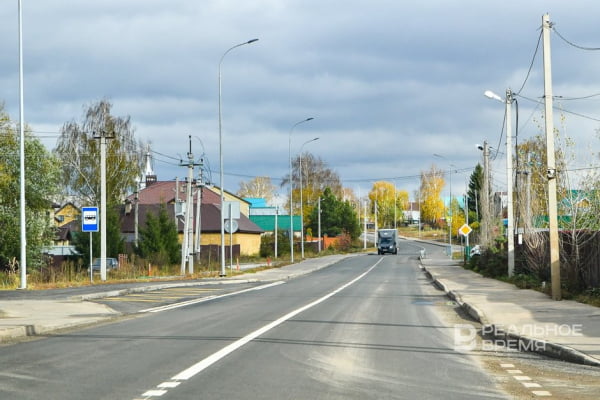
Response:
2,1,600,203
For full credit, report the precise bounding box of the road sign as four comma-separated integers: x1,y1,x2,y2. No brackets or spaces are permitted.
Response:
224,219,239,233
223,201,240,220
82,207,99,232
458,224,472,237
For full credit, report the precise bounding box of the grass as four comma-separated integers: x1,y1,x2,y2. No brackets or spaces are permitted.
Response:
0,249,349,290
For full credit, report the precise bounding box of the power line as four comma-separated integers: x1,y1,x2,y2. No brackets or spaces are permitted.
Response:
552,26,600,51
555,93,600,101
516,29,543,95
516,94,600,123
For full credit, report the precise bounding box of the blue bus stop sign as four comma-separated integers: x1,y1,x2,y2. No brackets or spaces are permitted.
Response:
82,207,99,232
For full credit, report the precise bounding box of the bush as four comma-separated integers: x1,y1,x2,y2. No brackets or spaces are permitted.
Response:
260,232,290,258
465,237,507,278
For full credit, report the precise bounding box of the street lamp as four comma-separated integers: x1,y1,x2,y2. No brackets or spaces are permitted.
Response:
484,88,515,277
289,117,314,263
218,38,258,277
299,137,319,259
434,153,454,254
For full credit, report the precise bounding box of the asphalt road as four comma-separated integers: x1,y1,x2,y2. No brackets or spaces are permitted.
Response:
0,241,508,399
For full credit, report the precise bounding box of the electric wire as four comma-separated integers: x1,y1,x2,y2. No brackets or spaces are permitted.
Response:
552,26,600,51
515,29,543,95
555,93,600,101
516,94,600,123
491,107,506,162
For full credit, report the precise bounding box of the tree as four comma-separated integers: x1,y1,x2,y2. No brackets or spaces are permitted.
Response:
282,152,343,217
419,165,445,226
237,176,277,204
467,163,483,223
515,133,568,230
0,103,61,270
72,206,125,266
368,181,408,228
137,204,180,265
307,187,360,239
54,99,145,206
449,197,466,238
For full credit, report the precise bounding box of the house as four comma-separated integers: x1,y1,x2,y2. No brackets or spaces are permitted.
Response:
53,202,81,227
121,178,263,257
402,201,421,225
44,203,81,266
246,198,301,236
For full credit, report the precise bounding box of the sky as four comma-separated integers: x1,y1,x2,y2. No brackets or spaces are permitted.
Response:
2,1,600,205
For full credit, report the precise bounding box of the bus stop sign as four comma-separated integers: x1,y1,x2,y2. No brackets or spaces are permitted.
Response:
82,207,99,232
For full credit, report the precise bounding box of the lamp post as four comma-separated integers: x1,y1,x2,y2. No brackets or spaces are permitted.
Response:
484,88,515,277
299,137,319,259
218,38,258,277
17,0,27,289
434,153,454,255
289,117,314,263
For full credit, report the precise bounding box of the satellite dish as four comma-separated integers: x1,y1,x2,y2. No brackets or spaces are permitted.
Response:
224,219,239,233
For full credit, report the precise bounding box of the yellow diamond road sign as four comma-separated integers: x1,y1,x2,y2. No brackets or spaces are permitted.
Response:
458,224,472,236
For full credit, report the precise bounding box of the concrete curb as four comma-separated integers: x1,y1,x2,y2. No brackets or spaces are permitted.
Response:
72,255,353,302
420,262,600,368
71,279,253,301
1,255,352,344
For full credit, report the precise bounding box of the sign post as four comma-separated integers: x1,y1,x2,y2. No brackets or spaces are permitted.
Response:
458,224,472,261
82,207,99,282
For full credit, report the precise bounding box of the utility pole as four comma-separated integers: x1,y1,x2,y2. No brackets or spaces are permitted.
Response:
363,199,367,249
134,187,139,249
93,130,114,281
542,13,561,300
318,197,322,252
505,88,515,277
274,206,278,258
481,141,491,248
180,136,201,275
194,164,203,262
18,0,27,289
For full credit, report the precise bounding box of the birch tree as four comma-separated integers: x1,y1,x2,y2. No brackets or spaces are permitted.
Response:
54,99,145,205
419,165,445,226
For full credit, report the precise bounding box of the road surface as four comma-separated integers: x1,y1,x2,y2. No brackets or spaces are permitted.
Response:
0,241,508,399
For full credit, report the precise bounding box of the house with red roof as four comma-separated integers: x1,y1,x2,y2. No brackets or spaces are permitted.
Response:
121,176,263,259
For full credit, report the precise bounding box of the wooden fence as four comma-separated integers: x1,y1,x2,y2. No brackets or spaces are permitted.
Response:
519,230,600,289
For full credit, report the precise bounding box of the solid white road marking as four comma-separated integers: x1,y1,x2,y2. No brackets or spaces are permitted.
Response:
172,259,383,381
139,281,285,313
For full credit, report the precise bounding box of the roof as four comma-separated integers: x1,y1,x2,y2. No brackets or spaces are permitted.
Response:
120,203,262,234
56,219,80,241
127,181,221,205
245,198,268,208
250,215,301,232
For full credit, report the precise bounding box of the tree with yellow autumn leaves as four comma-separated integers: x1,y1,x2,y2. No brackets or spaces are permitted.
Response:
368,181,409,228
